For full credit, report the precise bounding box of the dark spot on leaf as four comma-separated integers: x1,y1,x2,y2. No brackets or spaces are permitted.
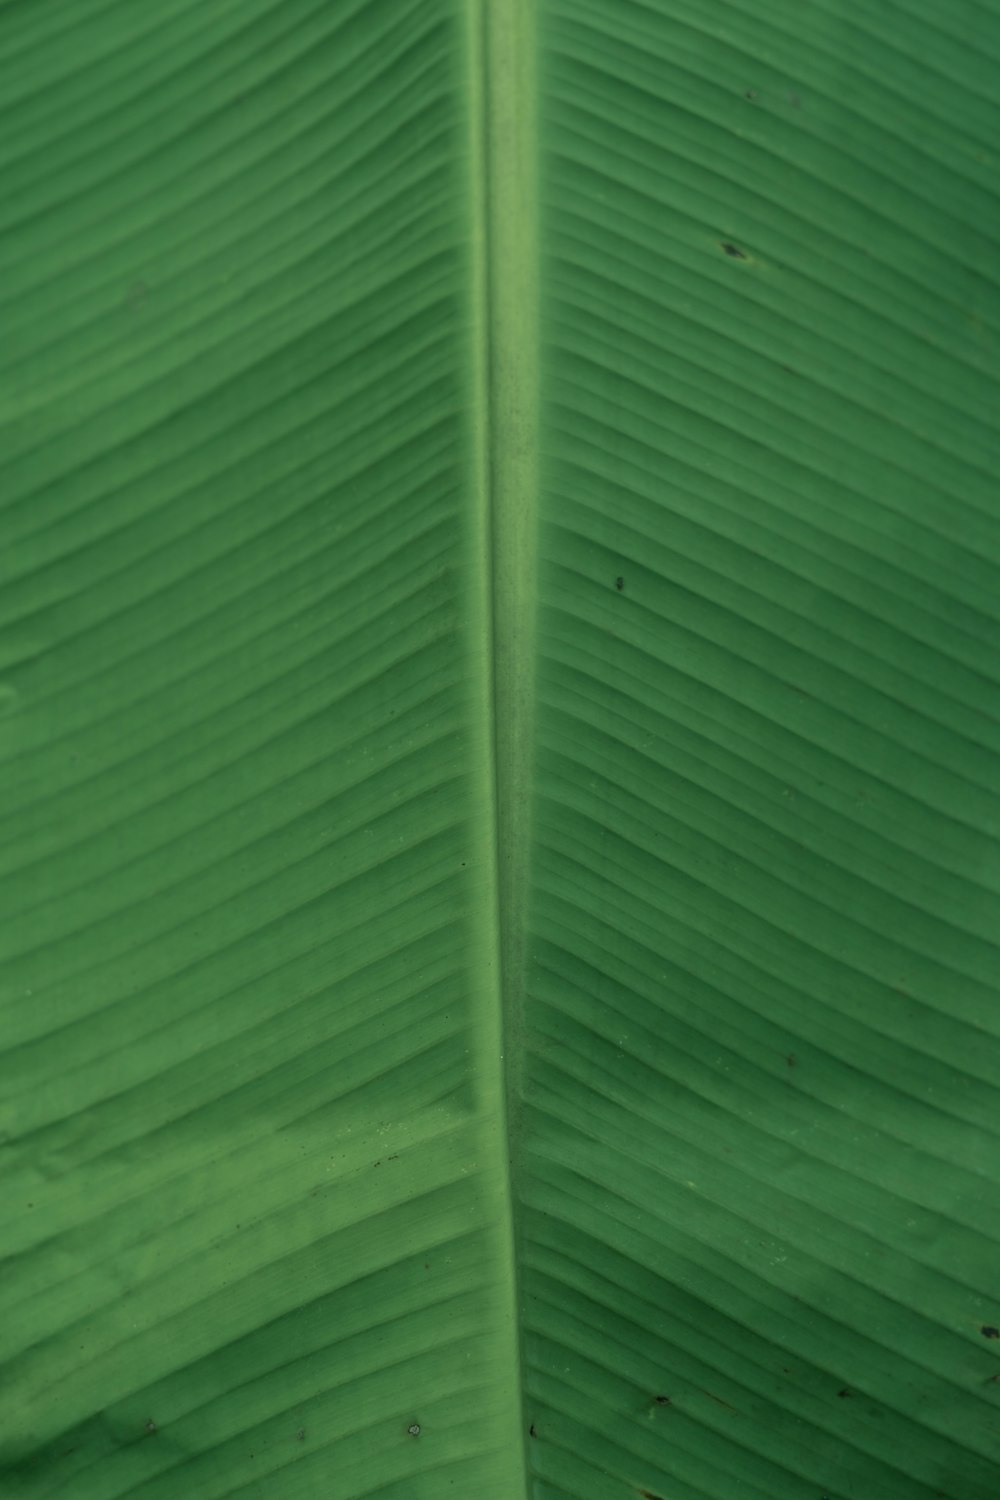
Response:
837,1388,850,1398
982,1326,1000,1339
615,576,624,590
654,1395,671,1405
297,1428,306,1441
407,1422,421,1437
786,1053,796,1068
638,1490,665,1500
145,1420,157,1435
745,89,757,100
721,243,747,259
529,1423,537,1438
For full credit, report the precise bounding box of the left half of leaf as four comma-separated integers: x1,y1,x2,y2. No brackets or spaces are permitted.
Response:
0,4,518,1497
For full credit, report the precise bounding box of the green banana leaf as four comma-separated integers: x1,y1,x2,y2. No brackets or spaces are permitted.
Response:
2,2,999,1497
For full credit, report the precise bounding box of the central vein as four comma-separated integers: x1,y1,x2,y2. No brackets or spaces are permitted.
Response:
468,0,539,1490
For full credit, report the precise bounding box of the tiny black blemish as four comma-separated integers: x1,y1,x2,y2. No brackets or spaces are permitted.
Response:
529,1423,537,1438
837,1388,850,1398
615,576,624,591
745,89,757,100
654,1394,671,1405
638,1490,665,1500
786,1053,796,1068
721,243,747,259
297,1428,306,1441
982,1325,1000,1339
407,1422,421,1437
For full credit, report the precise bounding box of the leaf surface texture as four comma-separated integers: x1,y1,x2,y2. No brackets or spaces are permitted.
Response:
1,3,999,1498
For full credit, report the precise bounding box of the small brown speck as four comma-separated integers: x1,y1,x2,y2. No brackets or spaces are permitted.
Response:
638,1490,665,1500
982,1325,1000,1339
721,243,747,259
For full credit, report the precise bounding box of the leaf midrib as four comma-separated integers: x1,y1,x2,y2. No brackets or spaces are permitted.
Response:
468,0,539,1491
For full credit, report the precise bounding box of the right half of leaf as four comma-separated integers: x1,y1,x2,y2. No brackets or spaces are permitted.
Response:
521,3,1000,1498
